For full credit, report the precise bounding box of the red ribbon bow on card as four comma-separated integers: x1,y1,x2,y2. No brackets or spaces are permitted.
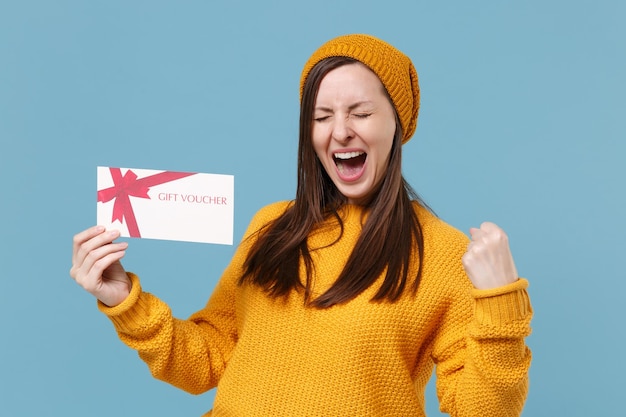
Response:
97,167,194,237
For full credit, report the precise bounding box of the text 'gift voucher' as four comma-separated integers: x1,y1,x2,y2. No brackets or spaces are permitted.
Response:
97,166,234,245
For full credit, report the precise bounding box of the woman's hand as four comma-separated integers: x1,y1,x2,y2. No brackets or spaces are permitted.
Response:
462,222,519,290
70,226,131,307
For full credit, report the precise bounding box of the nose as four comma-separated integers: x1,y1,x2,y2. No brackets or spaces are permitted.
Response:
331,117,354,144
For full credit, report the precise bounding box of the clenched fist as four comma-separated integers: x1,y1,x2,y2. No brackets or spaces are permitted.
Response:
462,222,519,290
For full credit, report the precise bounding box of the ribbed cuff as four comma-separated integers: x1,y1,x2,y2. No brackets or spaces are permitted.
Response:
97,272,153,333
471,278,532,327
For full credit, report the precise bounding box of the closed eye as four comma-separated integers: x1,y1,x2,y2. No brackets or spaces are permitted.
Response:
353,113,372,119
314,116,330,122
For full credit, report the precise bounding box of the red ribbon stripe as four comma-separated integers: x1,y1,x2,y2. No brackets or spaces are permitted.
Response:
97,167,195,237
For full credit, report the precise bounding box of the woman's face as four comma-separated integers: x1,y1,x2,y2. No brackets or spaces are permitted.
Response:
312,63,396,205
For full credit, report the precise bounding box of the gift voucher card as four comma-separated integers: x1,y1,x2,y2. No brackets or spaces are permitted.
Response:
97,166,234,245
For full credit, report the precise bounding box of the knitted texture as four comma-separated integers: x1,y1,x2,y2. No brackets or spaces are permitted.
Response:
100,202,532,417
300,34,420,144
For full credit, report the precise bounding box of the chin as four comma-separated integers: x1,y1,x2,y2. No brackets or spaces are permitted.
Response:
339,188,374,205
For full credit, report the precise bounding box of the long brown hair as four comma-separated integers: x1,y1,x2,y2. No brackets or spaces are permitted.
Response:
240,57,430,308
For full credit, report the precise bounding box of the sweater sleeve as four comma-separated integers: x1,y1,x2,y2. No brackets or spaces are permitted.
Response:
98,201,289,395
433,278,533,417
98,270,236,394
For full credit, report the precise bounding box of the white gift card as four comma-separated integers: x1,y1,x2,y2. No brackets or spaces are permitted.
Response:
97,166,234,245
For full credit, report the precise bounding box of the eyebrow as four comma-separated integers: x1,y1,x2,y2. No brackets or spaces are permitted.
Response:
314,101,375,112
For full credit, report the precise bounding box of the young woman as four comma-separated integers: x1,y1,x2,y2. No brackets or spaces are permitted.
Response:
71,34,532,416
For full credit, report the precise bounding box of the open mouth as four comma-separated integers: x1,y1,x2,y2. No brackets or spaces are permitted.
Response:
333,151,367,178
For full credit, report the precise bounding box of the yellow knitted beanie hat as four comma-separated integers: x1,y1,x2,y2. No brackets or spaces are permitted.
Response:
300,34,420,144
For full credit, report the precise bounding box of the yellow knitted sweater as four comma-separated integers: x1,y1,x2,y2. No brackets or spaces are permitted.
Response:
99,201,532,416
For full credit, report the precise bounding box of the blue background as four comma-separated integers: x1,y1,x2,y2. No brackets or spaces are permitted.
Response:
1,1,624,416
